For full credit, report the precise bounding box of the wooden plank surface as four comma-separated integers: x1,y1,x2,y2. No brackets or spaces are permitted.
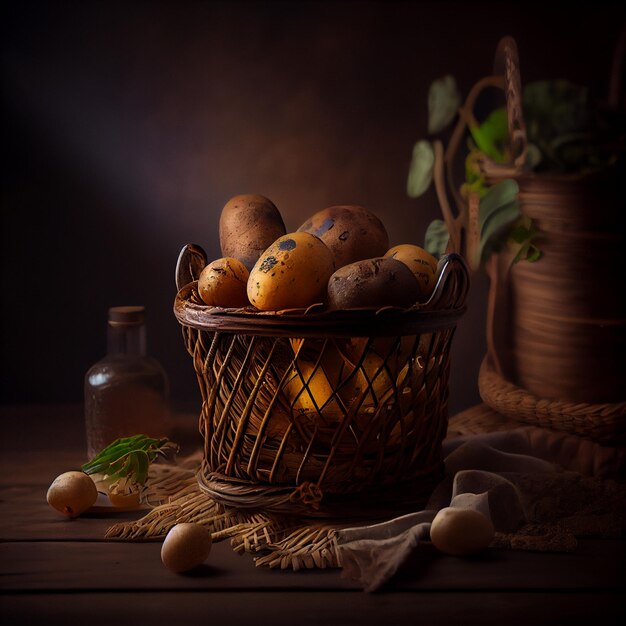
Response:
1,538,624,592
2,591,624,626
1,403,625,625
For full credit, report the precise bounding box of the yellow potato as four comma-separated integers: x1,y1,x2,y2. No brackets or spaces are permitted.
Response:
219,194,286,271
335,336,415,375
297,205,389,269
339,352,394,409
289,339,353,389
430,507,495,556
247,232,334,311
46,471,98,518
198,257,250,307
384,244,438,299
283,361,345,423
161,523,212,573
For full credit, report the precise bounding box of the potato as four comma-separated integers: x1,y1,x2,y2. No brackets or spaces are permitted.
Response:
219,194,286,271
161,523,212,573
284,361,345,423
430,507,495,556
47,471,98,518
327,257,419,310
289,339,352,388
384,244,438,299
247,232,334,311
335,336,414,385
198,257,250,307
338,352,394,409
297,205,389,269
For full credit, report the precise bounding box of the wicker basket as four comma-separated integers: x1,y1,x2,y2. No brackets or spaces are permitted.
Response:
173,249,469,519
434,36,626,445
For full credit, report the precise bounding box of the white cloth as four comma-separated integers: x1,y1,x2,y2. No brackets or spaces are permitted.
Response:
335,427,625,592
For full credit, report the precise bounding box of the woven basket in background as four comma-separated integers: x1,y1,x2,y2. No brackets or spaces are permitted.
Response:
434,36,626,445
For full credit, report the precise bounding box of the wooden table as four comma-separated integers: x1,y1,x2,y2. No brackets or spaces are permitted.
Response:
1,404,624,625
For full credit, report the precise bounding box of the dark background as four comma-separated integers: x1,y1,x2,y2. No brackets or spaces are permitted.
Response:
2,1,624,415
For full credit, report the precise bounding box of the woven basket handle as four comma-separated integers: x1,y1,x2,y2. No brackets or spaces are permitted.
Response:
434,36,526,261
424,252,470,311
484,36,528,175
176,243,208,291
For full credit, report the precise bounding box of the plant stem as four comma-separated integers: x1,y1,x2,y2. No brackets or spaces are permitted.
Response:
433,140,460,254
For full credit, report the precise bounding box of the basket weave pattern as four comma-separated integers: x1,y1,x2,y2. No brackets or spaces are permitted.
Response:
184,326,454,511
175,253,469,517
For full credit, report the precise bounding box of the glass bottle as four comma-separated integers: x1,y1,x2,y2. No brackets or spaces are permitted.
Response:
84,306,170,458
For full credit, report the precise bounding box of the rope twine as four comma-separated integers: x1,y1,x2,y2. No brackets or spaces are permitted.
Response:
478,357,626,444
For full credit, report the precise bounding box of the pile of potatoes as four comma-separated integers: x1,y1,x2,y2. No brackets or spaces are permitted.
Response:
197,194,439,312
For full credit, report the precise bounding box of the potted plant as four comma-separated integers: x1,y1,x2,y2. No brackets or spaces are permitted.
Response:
407,36,626,443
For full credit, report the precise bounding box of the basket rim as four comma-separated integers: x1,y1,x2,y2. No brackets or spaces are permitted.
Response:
174,291,466,337
173,252,470,337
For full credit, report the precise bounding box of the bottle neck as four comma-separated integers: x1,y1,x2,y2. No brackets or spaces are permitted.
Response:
107,323,147,356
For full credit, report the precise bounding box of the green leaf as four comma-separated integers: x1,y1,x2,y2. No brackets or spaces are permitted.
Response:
475,180,520,266
424,219,449,258
511,240,542,265
526,245,542,262
477,201,520,266
508,216,542,265
461,179,489,198
130,452,149,486
469,108,508,162
407,140,435,198
465,151,483,184
481,201,520,241
428,75,461,134
508,223,532,244
524,80,588,135
463,150,489,197
523,80,592,171
478,179,519,234
82,434,178,486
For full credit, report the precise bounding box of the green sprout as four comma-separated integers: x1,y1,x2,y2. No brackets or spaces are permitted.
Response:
82,434,178,487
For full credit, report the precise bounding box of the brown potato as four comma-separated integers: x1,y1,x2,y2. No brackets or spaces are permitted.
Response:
384,244,438,299
297,205,389,269
198,257,249,307
219,194,286,271
327,257,419,310
247,232,334,311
